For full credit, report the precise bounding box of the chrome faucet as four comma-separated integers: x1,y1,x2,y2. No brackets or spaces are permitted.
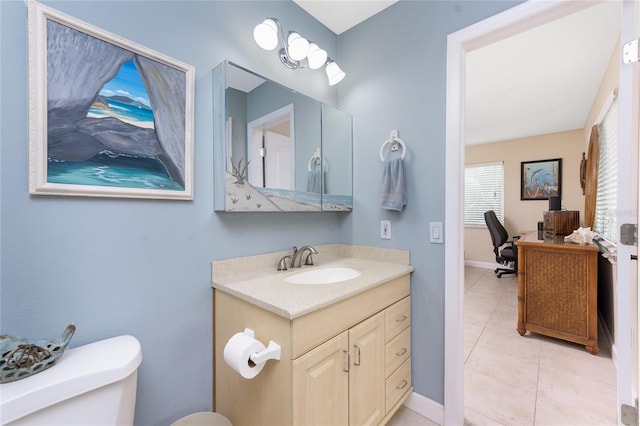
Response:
277,246,319,271
291,245,318,268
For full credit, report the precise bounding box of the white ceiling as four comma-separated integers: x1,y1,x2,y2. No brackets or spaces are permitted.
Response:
293,0,397,35
465,1,621,145
293,0,621,146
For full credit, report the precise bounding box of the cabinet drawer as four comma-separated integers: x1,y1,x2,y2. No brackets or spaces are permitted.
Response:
385,327,410,377
386,297,410,342
385,358,411,413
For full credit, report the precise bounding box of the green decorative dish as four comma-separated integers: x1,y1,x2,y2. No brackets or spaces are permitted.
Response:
0,324,76,383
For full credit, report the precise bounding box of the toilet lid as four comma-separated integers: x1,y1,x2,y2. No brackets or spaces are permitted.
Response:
0,335,142,424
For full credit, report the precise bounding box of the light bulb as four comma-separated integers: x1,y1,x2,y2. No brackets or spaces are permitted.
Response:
326,61,345,86
253,19,278,51
287,32,309,61
307,43,328,70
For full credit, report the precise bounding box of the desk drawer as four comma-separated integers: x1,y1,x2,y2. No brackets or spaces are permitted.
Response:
386,327,410,377
386,296,410,342
385,357,411,413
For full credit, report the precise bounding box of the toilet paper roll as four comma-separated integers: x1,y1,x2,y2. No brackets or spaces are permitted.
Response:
223,331,266,379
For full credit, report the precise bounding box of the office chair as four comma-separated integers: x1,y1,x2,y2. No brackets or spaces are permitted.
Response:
484,210,519,278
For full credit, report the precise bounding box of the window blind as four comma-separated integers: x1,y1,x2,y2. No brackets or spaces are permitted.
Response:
464,162,504,226
594,97,618,243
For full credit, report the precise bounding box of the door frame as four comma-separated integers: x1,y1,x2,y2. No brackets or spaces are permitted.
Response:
247,103,294,187
444,1,617,424
618,0,640,416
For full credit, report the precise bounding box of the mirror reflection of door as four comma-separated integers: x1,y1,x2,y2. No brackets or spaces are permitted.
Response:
247,104,294,189
264,128,292,190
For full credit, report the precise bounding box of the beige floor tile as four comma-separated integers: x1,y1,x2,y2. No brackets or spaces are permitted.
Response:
466,345,539,392
465,369,536,426
464,307,495,328
463,266,616,426
465,322,484,360
464,267,486,283
538,336,617,387
535,367,617,425
466,286,505,304
387,406,440,426
483,309,519,336
464,407,508,426
474,328,541,364
470,277,506,291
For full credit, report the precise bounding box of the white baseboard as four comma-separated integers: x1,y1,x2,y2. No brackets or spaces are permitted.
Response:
403,391,444,425
598,312,617,368
464,260,501,270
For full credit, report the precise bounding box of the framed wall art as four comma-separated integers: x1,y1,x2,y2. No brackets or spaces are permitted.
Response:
521,158,562,201
28,1,195,199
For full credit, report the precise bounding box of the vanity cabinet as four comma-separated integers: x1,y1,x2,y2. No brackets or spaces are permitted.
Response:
214,275,412,426
293,312,385,425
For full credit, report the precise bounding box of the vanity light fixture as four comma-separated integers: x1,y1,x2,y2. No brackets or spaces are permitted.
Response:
253,18,345,85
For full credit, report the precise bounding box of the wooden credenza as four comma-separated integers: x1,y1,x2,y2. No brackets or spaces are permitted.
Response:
515,232,599,354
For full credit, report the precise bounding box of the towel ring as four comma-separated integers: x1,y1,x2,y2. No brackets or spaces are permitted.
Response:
308,151,328,171
379,132,407,162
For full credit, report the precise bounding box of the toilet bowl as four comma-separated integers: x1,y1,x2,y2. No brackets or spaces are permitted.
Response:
171,412,232,426
0,335,142,425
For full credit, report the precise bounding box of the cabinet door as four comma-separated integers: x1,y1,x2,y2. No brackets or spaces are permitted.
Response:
349,312,385,426
293,331,349,426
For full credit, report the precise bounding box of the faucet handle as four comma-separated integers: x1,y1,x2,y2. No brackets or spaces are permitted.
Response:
277,255,292,271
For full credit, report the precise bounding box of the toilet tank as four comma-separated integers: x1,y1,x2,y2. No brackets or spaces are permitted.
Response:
1,335,142,425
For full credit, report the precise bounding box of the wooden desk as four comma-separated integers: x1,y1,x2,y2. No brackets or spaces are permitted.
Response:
515,232,599,354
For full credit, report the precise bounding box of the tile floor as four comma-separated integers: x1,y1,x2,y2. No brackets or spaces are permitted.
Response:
463,266,617,426
387,266,618,426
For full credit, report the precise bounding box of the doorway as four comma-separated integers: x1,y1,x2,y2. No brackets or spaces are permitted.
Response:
445,1,637,424
247,103,294,189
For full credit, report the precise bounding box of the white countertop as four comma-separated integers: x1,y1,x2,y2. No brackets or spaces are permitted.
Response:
211,245,414,320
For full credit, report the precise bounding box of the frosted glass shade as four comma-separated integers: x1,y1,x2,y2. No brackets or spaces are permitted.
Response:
253,19,278,51
287,32,309,61
326,61,346,86
307,43,328,70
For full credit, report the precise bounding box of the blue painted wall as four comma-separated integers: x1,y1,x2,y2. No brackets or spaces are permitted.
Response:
338,0,520,404
0,1,519,424
0,1,342,424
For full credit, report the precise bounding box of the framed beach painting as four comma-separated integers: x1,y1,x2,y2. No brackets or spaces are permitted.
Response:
28,1,195,199
521,158,562,200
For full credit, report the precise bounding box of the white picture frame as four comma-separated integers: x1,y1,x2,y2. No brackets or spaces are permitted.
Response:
28,1,195,199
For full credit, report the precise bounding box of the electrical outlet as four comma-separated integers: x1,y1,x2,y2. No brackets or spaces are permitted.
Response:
381,220,391,239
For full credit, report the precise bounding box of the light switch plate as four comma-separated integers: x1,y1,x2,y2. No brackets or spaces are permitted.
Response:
381,220,391,239
430,222,443,243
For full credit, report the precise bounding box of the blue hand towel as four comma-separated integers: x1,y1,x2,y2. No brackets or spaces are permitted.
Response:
379,152,406,211
307,161,323,193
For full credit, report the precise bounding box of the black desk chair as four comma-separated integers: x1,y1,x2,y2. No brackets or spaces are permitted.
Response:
484,210,519,278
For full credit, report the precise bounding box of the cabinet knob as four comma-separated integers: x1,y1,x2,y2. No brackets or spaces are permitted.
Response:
396,379,408,390
396,315,408,323
396,347,407,357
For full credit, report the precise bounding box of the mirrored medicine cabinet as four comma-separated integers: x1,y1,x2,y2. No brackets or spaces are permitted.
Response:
213,61,353,212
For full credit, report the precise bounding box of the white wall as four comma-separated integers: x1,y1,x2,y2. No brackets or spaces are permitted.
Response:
339,0,521,404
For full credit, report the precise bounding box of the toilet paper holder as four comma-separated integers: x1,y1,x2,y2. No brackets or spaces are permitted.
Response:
243,328,281,365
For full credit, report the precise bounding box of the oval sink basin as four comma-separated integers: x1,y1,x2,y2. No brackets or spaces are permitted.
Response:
284,266,361,285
